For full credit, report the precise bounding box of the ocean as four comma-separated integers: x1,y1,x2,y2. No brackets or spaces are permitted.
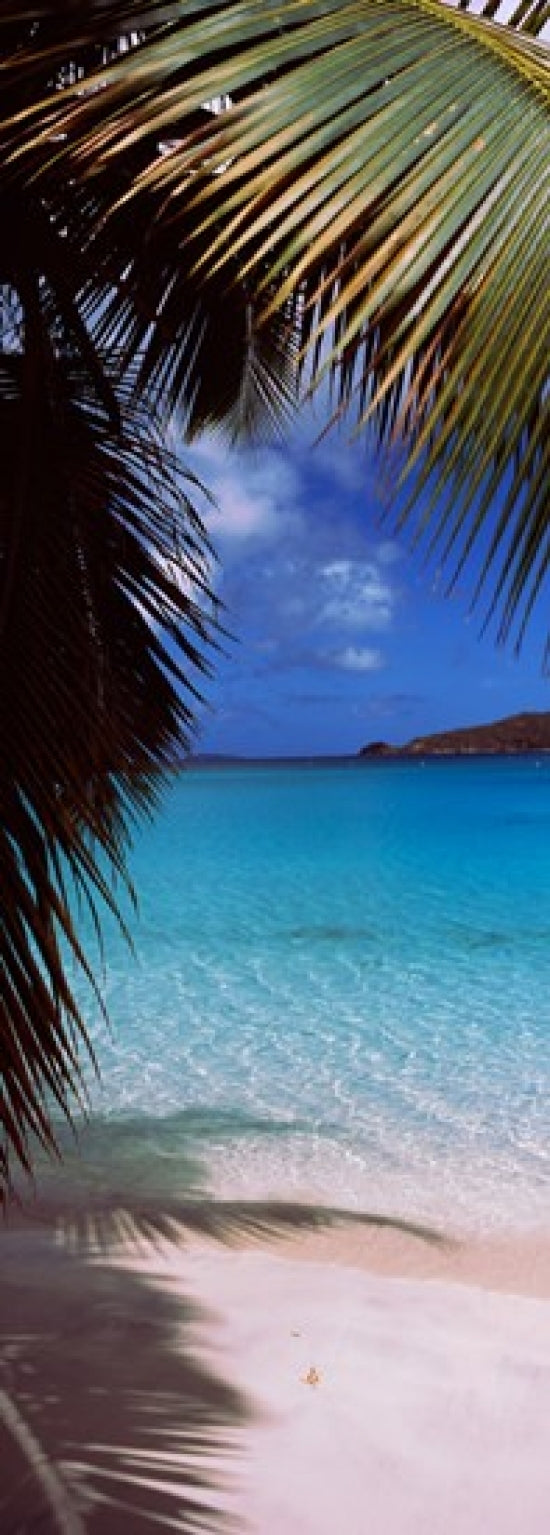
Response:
67,758,549,1233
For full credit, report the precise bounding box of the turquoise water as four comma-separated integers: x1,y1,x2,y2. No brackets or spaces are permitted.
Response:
78,759,549,1232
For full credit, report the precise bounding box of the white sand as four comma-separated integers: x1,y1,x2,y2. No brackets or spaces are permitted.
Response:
134,1242,550,1535
2,1227,550,1533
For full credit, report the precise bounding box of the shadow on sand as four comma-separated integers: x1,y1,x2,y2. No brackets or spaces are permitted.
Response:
1,1118,448,1533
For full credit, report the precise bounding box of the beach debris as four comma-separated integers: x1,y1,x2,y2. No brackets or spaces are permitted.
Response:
302,1366,322,1387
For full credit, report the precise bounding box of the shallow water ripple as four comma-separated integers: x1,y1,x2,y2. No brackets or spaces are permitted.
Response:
71,761,550,1233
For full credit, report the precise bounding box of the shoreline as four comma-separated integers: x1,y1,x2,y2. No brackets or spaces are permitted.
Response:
4,1188,550,1297
17,1109,550,1265
213,1218,550,1300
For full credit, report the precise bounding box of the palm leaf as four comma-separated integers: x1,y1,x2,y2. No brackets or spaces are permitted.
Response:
1,1,549,1197
11,0,546,648
0,234,218,1199
0,6,302,1199
458,0,549,39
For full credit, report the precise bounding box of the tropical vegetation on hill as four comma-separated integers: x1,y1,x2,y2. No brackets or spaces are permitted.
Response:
0,0,548,1200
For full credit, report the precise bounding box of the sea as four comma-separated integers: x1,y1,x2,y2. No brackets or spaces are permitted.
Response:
65,758,549,1234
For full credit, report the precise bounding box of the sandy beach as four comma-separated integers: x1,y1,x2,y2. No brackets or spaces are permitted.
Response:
1,1211,549,1534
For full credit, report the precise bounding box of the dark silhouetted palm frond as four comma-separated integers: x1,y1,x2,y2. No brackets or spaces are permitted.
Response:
0,319,217,1196
1,1,548,1199
0,17,221,1201
458,0,549,37
0,5,306,1202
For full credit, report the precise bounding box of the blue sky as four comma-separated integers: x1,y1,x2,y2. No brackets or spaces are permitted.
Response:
184,420,548,758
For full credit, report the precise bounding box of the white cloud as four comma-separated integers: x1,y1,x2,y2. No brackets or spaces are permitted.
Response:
329,645,385,673
188,435,302,545
184,434,401,678
319,559,394,630
215,480,279,541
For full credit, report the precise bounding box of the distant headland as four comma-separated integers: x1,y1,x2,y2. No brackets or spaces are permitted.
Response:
359,711,550,758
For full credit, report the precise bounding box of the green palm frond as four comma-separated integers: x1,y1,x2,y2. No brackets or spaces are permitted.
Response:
12,0,546,648
1,1,549,1197
458,0,549,39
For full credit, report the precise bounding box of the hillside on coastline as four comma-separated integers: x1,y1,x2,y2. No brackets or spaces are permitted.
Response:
359,712,550,758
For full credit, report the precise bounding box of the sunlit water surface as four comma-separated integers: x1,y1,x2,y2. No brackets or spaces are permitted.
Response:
69,759,550,1233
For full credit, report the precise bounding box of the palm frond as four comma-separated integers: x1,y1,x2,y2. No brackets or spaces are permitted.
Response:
0,252,218,1199
1,0,549,1197
12,0,546,648
458,0,550,40
0,6,301,1200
